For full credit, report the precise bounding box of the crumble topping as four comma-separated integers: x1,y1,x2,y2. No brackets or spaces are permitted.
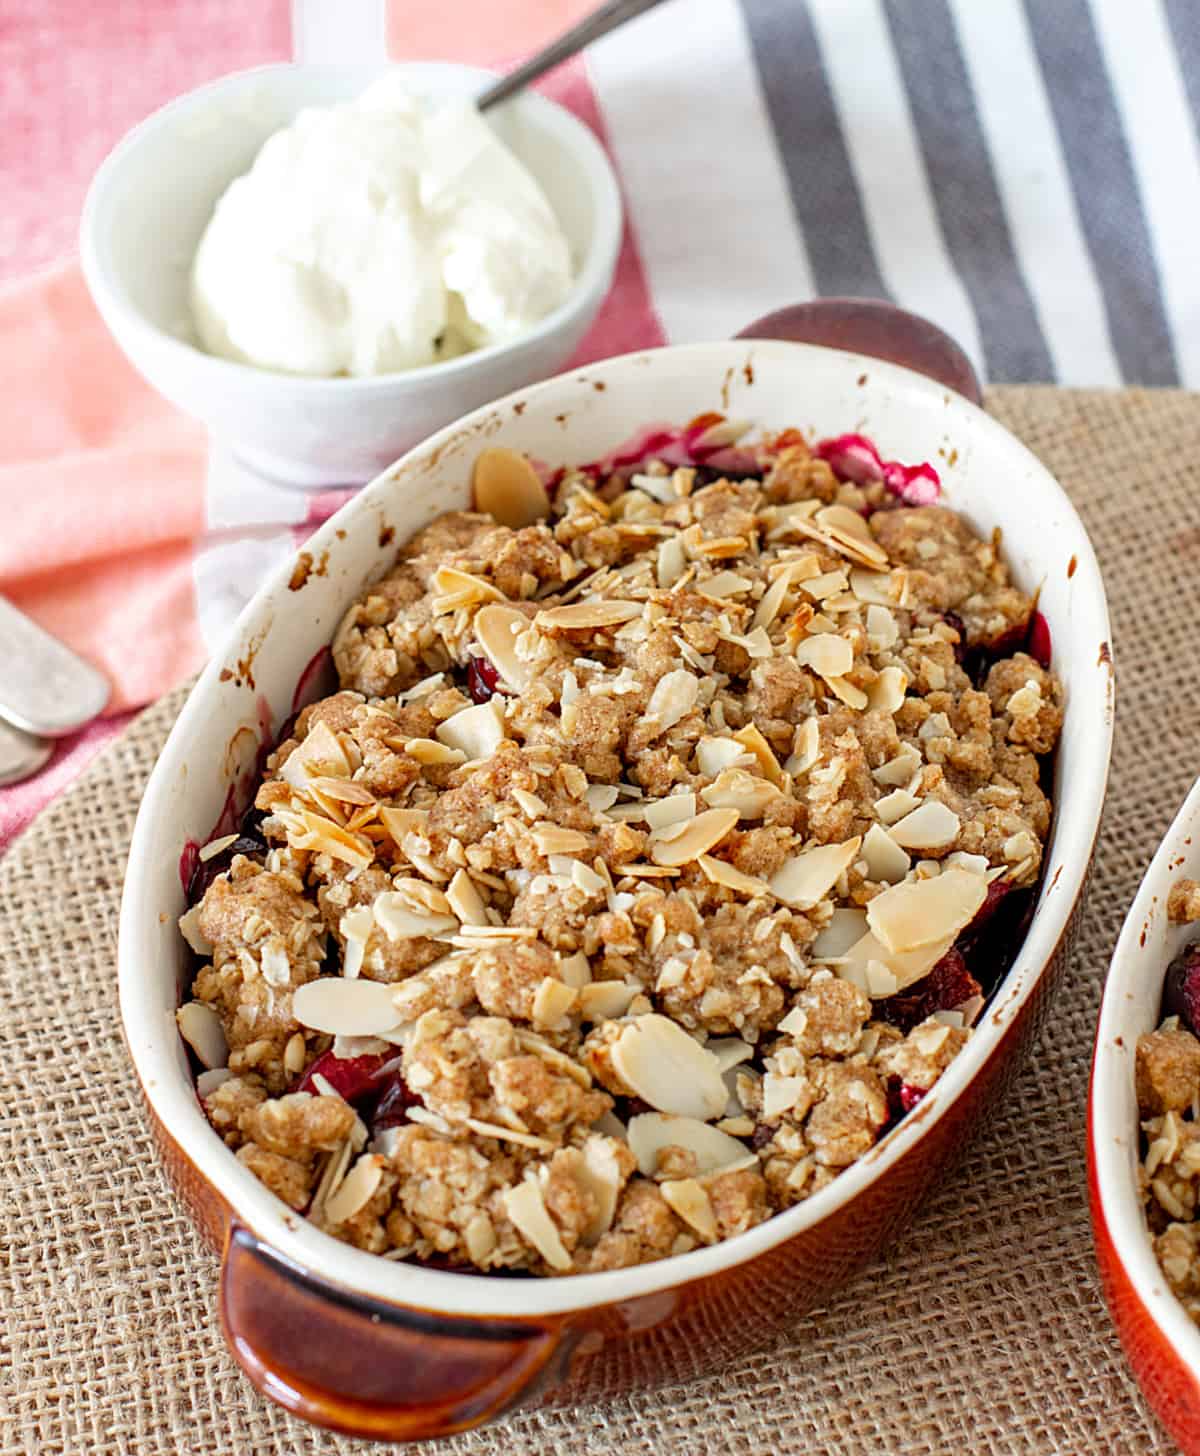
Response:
176,426,1062,1275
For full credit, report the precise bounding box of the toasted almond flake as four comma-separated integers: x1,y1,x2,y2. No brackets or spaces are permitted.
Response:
310,1138,354,1219
558,952,592,989
307,777,376,807
719,626,774,660
795,633,854,678
178,905,213,956
294,978,405,1037
177,1001,228,1069
646,670,699,732
196,1067,234,1098
322,1151,385,1225
436,699,505,761
777,1004,809,1037
456,923,538,939
629,471,677,505
707,1037,755,1074
379,807,429,845
785,718,821,778
868,666,908,717
292,810,375,870
875,788,921,825
866,866,988,956
698,570,754,599
532,977,578,1028
579,981,640,1021
531,823,591,856
462,1211,498,1265
512,787,548,818
373,894,458,942
698,855,771,898
732,723,785,785
817,503,874,540
751,564,796,630
279,721,353,790
627,1112,751,1179
826,676,870,710
473,447,550,527
571,860,606,894
660,1179,717,1242
849,568,899,607
340,906,374,978
198,833,238,863
576,1136,626,1244
800,570,849,602
535,600,643,631
657,536,687,588
474,605,535,692
649,807,739,867
865,604,899,651
699,767,782,819
403,738,467,767
839,927,953,996
643,793,697,832
861,824,911,885
586,784,620,813
502,1177,572,1269
762,1072,809,1119
888,800,961,851
445,869,488,927
611,1015,727,1120
769,837,862,910
696,737,753,777
655,957,690,992
690,534,750,559
432,565,504,610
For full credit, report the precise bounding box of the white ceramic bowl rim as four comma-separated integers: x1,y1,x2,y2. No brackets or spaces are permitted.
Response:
119,339,1113,1320
79,61,623,396
1092,777,1200,1372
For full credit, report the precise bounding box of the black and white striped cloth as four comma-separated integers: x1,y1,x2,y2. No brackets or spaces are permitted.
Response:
587,0,1200,387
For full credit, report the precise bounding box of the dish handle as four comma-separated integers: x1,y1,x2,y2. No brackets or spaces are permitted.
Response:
220,1225,570,1440
734,298,982,404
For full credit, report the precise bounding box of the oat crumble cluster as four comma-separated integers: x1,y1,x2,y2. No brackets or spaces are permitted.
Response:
176,426,1063,1276
1137,880,1200,1322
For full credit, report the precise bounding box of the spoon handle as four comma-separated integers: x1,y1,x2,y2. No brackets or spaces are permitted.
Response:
477,0,672,111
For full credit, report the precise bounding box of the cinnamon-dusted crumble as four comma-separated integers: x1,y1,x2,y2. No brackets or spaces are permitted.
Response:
1137,884,1200,1322
176,422,1062,1275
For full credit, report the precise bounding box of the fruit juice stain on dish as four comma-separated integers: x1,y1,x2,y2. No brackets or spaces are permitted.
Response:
190,75,573,378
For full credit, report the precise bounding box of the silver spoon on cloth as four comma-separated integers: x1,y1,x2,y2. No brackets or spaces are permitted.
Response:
475,0,673,110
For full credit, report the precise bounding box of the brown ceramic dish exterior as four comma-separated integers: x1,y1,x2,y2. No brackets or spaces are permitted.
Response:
122,308,1112,1441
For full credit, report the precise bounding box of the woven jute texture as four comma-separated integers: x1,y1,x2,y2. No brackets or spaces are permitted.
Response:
4,385,1200,1456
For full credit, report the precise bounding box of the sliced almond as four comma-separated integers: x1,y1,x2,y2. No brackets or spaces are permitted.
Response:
649,807,739,867
826,676,869,710
293,977,405,1037
810,907,869,959
762,1072,810,1119
696,737,752,777
698,570,754,599
535,600,643,631
431,566,504,613
732,723,784,786
198,833,238,862
436,698,506,761
323,1153,384,1225
464,1212,498,1265
751,564,797,630
697,855,771,898
888,800,961,851
643,793,697,832
196,1067,234,1098
646,669,699,731
657,536,687,588
402,738,467,767
799,570,849,602
558,951,593,989
473,447,550,527
464,1118,556,1152
501,1176,572,1271
178,905,213,956
279,720,352,790
532,977,578,1029
769,837,862,909
576,1135,626,1244
627,1112,751,1178
340,906,374,978
866,866,988,955
379,807,429,844
611,1015,727,1120
586,784,620,813
474,605,535,692
292,811,375,870
868,666,908,715
796,634,854,679
865,604,899,651
849,568,899,607
875,788,921,825
861,823,911,885
529,822,590,857
176,1001,228,1069
660,1178,718,1242
700,768,782,819
579,981,640,1022
785,718,821,777
872,745,922,787
839,927,954,996
512,787,548,818
373,894,458,942
446,869,488,926
571,860,607,894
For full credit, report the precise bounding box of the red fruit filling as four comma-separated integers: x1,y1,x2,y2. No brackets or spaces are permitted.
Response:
874,948,982,1035
1163,942,1200,1037
814,432,941,506
466,655,501,703
295,1049,402,1103
886,1077,927,1123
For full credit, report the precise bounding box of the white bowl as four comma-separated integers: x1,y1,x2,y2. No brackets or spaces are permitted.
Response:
118,340,1113,1436
80,62,622,488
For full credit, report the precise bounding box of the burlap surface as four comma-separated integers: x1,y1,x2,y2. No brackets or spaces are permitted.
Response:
4,385,1200,1455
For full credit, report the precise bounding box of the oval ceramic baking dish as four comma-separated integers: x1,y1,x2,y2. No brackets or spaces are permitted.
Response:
119,337,1113,1441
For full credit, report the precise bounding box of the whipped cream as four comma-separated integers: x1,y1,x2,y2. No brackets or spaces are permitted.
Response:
190,76,574,377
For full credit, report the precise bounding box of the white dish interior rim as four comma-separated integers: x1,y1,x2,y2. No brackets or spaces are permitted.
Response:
1093,776,1200,1373
119,339,1113,1320
80,60,623,396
